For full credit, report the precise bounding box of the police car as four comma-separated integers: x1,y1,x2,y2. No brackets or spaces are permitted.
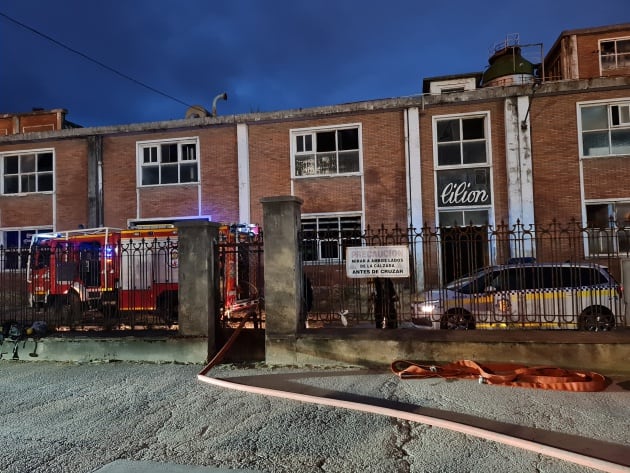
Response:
413,262,624,331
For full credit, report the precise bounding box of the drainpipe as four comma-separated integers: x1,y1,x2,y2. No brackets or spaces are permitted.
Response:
87,135,104,228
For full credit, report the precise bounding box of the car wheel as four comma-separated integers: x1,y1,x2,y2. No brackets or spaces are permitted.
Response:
578,307,614,332
440,310,475,330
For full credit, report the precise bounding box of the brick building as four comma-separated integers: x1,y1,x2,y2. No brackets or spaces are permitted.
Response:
1,23,629,285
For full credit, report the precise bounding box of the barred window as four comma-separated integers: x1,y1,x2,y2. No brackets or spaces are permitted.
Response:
586,202,630,256
1,151,53,194
1,227,53,270
301,215,362,262
138,139,199,186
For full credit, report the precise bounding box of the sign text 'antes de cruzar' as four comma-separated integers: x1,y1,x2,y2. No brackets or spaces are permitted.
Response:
345,246,410,278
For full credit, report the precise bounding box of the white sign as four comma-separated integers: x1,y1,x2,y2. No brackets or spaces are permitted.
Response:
345,245,410,278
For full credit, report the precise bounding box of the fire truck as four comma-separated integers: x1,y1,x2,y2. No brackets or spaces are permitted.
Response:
27,222,262,327
27,226,179,324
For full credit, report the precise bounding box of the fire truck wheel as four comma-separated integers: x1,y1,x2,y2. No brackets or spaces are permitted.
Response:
157,292,178,325
101,305,117,319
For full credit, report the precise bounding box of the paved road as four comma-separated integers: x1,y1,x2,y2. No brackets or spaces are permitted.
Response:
1,360,629,473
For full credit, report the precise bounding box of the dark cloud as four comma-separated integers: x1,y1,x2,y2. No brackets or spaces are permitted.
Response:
1,0,627,127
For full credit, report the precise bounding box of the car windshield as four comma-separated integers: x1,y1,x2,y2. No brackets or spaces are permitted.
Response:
446,269,495,294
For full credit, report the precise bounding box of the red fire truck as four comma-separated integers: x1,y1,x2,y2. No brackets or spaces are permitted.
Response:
27,223,261,327
27,226,179,324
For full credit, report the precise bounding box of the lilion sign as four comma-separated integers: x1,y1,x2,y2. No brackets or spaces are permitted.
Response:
437,168,491,207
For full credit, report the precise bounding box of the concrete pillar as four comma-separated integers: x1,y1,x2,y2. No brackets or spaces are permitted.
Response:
174,220,220,353
260,195,303,364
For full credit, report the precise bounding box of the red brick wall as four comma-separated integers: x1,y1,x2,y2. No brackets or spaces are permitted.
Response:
295,176,362,214
248,110,407,229
102,126,239,228
530,89,630,222
138,185,200,219
362,111,407,228
102,134,138,228
0,138,88,231
583,157,630,199
0,117,12,136
198,126,239,223
576,27,630,79
248,120,295,224
54,139,90,230
0,194,53,228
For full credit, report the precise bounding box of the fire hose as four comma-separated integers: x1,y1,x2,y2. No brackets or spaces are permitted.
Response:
198,316,629,473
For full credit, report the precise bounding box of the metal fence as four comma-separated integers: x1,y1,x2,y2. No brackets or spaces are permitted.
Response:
218,234,265,329
0,231,266,335
2,219,628,335
301,220,629,330
0,237,180,334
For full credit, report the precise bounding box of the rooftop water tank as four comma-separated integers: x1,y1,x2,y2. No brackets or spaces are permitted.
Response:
482,39,536,87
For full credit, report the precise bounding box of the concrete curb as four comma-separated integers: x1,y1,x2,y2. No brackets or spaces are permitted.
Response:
2,336,207,363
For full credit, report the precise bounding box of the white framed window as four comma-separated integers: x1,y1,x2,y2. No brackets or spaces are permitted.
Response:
137,138,199,186
433,113,492,227
434,114,489,167
1,227,53,270
291,125,361,177
585,202,630,256
301,214,362,262
579,100,630,157
1,150,54,194
600,37,630,72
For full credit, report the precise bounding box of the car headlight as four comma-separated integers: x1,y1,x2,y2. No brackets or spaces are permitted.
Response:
417,300,440,313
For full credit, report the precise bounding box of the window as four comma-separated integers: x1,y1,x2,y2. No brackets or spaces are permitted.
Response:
580,102,630,157
600,38,630,71
1,151,53,194
435,116,487,166
292,126,360,177
301,215,362,262
585,202,630,255
1,227,53,270
138,139,199,186
439,209,489,227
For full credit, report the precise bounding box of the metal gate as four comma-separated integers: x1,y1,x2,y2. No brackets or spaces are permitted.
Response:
217,231,264,329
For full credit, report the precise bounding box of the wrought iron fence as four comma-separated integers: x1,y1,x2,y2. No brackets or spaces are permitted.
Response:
2,219,627,335
0,236,180,334
218,233,265,329
301,219,629,330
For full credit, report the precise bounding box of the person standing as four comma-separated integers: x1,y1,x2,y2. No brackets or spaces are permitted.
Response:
373,278,398,328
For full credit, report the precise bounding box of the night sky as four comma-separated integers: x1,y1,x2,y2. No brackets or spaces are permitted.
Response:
1,0,627,127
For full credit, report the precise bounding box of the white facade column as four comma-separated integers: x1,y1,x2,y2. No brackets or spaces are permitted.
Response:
504,96,536,258
237,123,251,224
405,107,424,291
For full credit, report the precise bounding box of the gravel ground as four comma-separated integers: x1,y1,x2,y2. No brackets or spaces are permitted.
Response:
1,360,629,473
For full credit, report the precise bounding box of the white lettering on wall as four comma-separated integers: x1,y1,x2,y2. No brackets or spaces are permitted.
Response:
440,182,489,206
